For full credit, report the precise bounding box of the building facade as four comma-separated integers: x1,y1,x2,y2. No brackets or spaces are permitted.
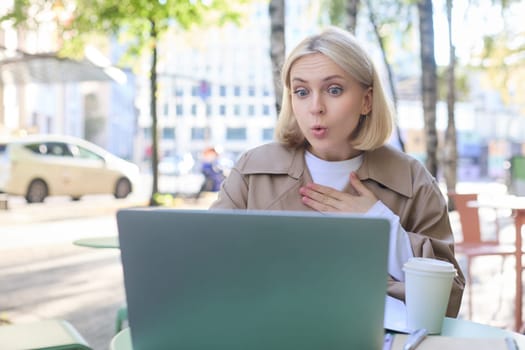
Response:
135,0,321,167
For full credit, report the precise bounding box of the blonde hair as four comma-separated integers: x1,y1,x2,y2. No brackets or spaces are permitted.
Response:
275,26,394,151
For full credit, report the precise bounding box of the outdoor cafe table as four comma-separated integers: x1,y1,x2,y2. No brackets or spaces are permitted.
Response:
73,235,126,333
468,195,525,332
109,317,525,350
73,236,119,249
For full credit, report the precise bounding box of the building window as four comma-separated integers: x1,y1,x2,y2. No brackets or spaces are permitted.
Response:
226,127,247,140
248,105,255,116
163,103,169,117
219,85,227,97
191,85,199,97
219,105,226,116
206,104,212,116
191,104,198,116
234,104,241,116
234,85,241,96
174,87,183,97
263,87,270,96
143,127,151,141
262,128,274,141
163,127,175,140
191,127,207,140
176,104,183,117
263,104,271,115
248,85,256,97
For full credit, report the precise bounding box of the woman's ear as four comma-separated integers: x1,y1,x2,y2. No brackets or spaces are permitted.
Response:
361,87,372,115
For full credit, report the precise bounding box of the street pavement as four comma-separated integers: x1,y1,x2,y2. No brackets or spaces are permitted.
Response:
0,191,218,350
0,181,523,349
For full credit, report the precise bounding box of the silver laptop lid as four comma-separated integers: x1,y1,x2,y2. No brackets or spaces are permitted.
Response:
117,209,390,350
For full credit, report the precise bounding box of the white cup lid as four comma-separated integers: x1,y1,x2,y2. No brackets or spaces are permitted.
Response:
403,257,457,274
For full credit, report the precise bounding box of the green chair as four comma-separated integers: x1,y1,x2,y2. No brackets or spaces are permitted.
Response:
0,319,91,350
115,306,128,334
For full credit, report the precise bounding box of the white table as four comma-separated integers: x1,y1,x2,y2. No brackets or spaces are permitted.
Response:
111,317,525,350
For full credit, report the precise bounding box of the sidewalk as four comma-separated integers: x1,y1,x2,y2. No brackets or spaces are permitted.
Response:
0,189,216,226
0,192,219,350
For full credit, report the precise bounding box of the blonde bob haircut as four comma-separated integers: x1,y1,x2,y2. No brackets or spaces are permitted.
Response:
275,26,394,151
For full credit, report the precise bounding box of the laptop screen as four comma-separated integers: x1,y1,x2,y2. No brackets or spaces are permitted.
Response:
117,209,390,350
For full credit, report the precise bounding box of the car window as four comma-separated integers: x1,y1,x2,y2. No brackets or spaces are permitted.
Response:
24,142,73,157
47,142,72,156
69,144,104,161
24,143,45,154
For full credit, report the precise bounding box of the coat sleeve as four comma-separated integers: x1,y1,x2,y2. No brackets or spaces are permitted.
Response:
388,177,465,318
209,166,248,209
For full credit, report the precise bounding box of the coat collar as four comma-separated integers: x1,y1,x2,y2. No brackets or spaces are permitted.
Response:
240,143,413,198
356,145,414,198
240,143,305,179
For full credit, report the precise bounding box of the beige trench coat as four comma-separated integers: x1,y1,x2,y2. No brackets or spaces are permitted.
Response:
210,142,465,317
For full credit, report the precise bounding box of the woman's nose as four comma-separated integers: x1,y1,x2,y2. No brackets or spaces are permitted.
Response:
309,94,325,115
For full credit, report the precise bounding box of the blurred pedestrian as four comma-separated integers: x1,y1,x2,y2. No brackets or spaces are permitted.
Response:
200,147,225,192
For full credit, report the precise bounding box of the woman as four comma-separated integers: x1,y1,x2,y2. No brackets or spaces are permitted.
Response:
210,26,465,317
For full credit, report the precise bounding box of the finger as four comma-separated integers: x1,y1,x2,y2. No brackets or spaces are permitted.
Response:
301,194,335,212
349,172,371,196
299,185,340,211
305,182,344,200
300,186,335,206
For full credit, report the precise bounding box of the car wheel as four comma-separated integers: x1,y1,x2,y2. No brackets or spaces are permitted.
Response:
26,179,48,203
71,196,81,201
115,178,132,199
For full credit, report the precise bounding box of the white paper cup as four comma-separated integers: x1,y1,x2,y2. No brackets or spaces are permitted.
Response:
403,257,457,334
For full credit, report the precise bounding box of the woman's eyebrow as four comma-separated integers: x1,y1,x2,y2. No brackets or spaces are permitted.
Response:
291,77,307,83
322,74,345,82
291,75,345,84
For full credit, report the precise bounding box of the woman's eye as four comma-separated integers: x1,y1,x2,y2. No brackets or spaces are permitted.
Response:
293,88,308,97
327,86,343,95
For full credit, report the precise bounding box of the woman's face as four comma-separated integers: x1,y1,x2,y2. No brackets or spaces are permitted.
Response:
290,53,371,161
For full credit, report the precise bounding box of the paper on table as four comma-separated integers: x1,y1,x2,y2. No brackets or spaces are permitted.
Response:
384,295,411,333
390,334,509,350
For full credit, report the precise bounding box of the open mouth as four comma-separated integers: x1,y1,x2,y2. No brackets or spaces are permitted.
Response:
311,126,327,137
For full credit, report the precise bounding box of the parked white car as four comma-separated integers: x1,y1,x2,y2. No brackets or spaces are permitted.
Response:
0,134,140,203
158,153,196,176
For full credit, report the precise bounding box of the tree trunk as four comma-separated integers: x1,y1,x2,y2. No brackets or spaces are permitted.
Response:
149,19,159,205
417,0,438,176
364,0,405,152
345,0,360,34
269,0,285,116
444,0,458,198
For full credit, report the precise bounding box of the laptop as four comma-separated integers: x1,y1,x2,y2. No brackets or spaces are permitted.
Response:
117,208,390,350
